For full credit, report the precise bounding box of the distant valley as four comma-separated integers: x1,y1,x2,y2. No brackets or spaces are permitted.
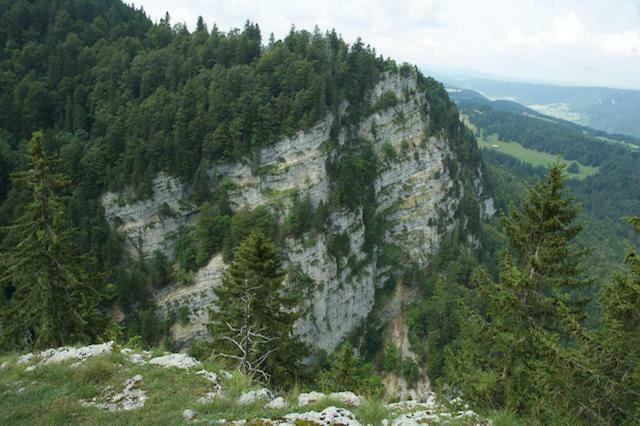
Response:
435,74,640,139
446,85,640,283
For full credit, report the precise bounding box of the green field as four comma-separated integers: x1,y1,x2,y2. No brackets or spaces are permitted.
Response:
595,135,640,151
477,133,600,179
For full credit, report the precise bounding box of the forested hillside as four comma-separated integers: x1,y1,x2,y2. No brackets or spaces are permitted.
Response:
450,88,640,281
0,0,405,342
1,1,639,425
0,0,486,377
0,0,399,199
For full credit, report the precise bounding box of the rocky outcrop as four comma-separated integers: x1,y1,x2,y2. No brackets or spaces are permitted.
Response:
102,72,490,355
380,280,432,402
102,173,195,258
17,341,114,368
81,374,147,412
148,353,202,369
6,342,487,424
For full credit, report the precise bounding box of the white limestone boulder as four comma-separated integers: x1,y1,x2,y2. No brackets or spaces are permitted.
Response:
298,391,326,406
265,396,287,410
148,353,201,369
238,388,271,405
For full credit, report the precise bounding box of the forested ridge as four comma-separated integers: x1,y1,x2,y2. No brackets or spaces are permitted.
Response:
0,0,477,370
1,1,639,424
0,0,407,343
0,0,396,198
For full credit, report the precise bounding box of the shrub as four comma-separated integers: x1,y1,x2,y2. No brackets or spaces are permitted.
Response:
328,232,351,263
317,343,384,396
284,193,314,238
382,344,401,373
177,305,189,325
401,358,419,384
372,90,398,113
399,62,414,77
382,142,397,161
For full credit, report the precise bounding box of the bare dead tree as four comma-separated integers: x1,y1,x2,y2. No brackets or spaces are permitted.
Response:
215,279,277,383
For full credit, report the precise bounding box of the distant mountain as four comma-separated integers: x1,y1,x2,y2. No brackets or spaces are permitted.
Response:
447,86,640,282
434,75,640,138
446,87,640,149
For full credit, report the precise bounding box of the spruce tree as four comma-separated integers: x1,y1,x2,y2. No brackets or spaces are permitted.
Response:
209,229,307,384
446,163,591,417
537,214,640,424
578,216,640,422
317,342,384,395
0,132,101,349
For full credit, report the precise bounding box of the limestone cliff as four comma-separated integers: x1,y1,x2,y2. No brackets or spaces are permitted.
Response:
102,71,491,355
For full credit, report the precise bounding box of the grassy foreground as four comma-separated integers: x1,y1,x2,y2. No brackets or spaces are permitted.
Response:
0,348,507,425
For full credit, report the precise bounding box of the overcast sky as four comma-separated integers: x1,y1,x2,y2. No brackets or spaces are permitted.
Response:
134,0,640,90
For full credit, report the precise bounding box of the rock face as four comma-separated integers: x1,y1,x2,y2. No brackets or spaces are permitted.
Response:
101,72,491,354
102,172,195,258
380,281,431,402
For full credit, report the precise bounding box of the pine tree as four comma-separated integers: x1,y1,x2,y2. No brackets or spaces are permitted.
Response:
446,163,591,417
0,132,102,349
209,229,307,384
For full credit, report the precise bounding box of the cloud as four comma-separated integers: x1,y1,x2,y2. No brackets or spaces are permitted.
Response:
136,0,640,89
599,31,640,57
506,11,640,58
506,12,586,47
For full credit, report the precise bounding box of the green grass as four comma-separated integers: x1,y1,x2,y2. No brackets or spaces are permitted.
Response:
488,409,527,426
0,350,505,425
460,114,477,133
353,397,390,425
595,135,640,151
0,352,377,425
477,133,599,179
0,352,215,425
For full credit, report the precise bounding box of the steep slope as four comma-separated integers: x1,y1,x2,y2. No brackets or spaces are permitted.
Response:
102,71,491,353
0,0,491,398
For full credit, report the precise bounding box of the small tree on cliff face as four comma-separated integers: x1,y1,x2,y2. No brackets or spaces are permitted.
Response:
0,132,101,349
209,229,307,385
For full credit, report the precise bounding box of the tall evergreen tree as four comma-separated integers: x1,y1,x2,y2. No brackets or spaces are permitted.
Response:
209,229,307,384
0,132,102,349
573,216,640,423
534,213,640,424
445,164,591,418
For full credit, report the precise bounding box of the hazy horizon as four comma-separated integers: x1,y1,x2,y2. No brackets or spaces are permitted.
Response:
134,0,640,91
